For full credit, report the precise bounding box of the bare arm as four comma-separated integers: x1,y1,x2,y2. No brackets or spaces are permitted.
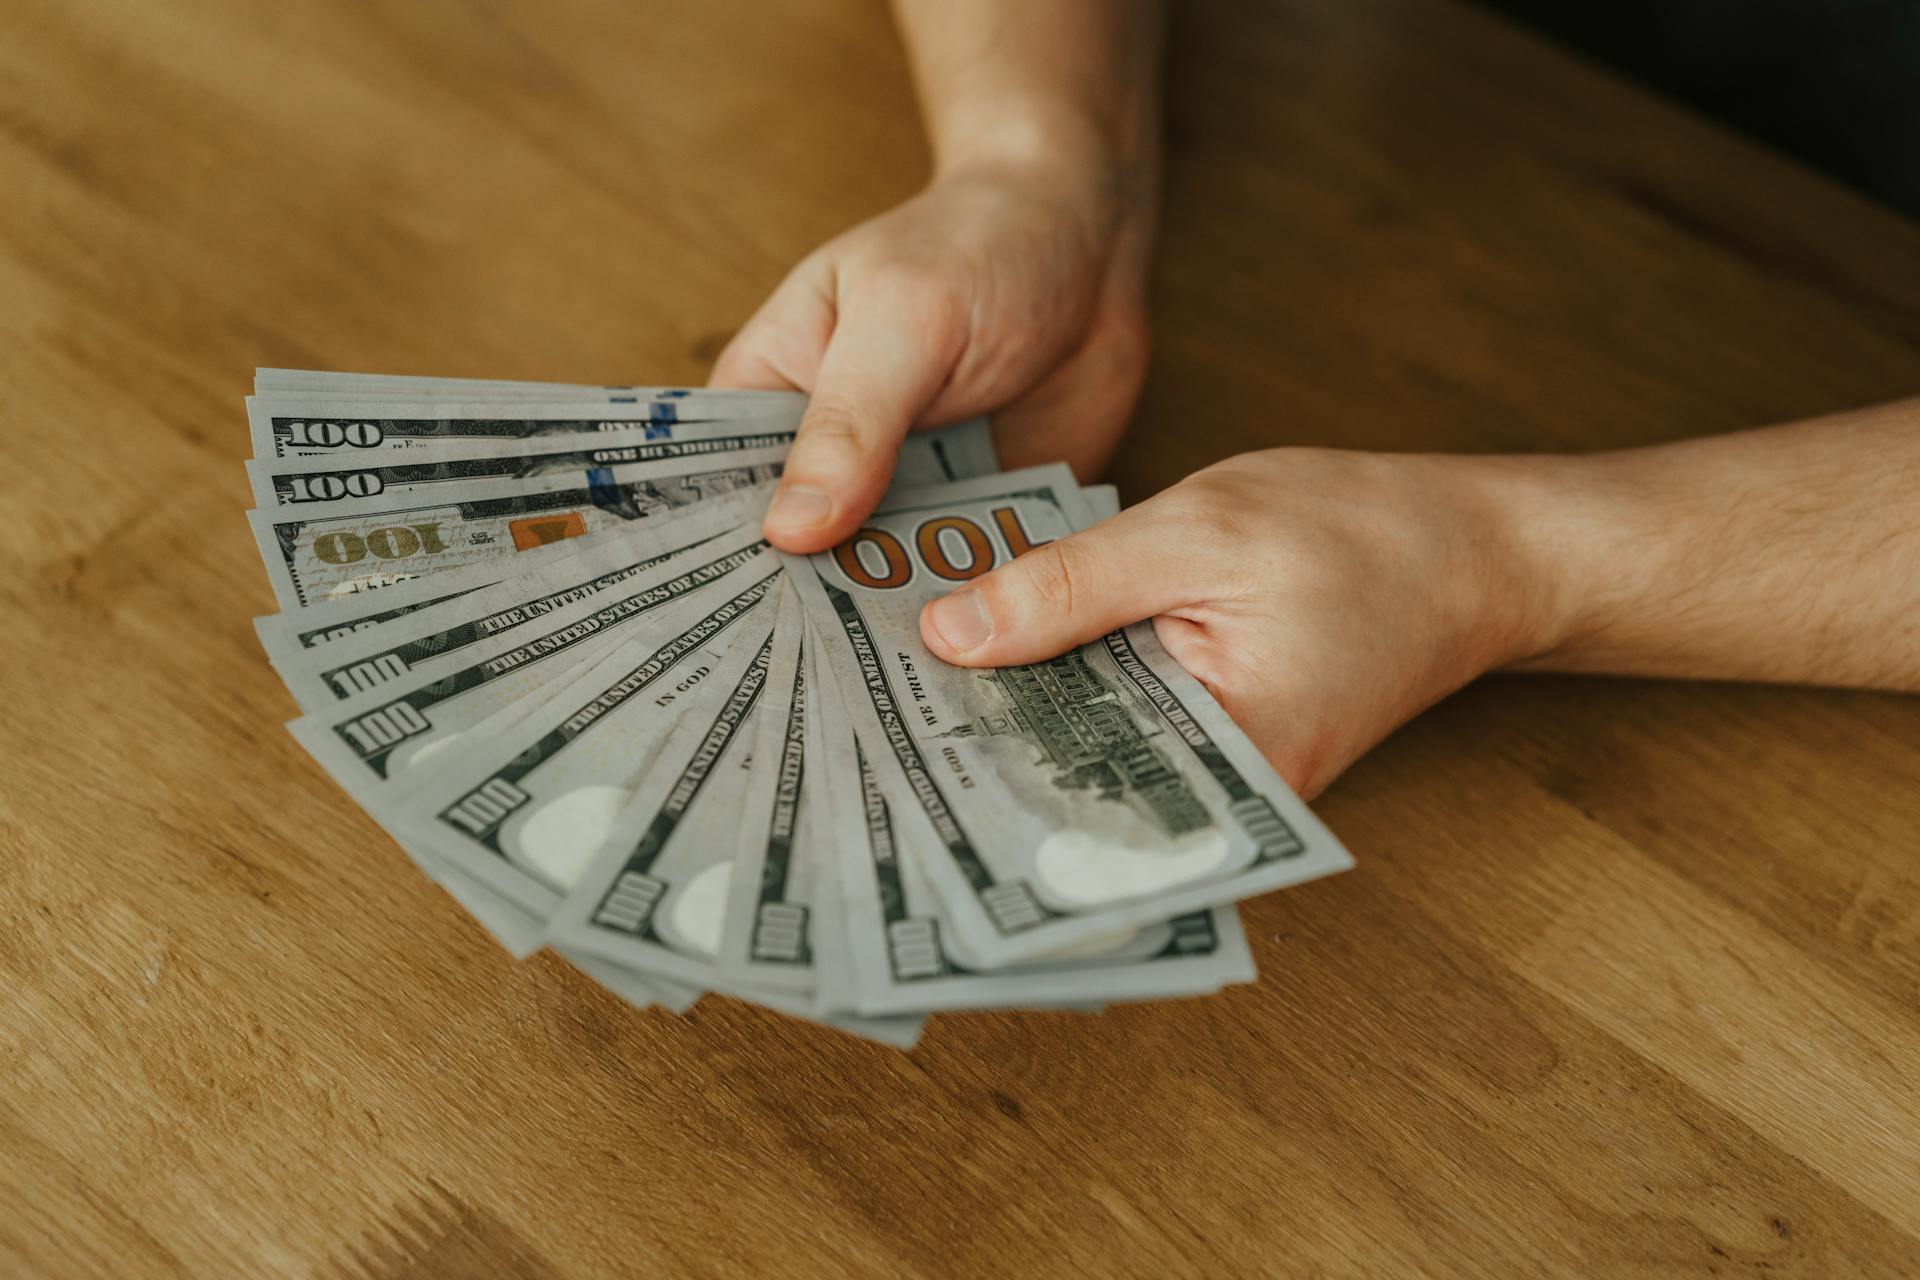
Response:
914,399,1919,796
890,0,1165,202
1509,399,1920,688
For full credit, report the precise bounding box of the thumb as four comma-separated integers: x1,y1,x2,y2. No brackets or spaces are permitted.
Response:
761,296,959,553
919,499,1198,667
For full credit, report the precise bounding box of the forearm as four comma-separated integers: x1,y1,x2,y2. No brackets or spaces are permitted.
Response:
1490,400,1920,689
888,0,1165,202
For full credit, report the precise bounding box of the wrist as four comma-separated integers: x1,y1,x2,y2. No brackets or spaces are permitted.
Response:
928,96,1159,223
1458,450,1667,674
1441,453,1608,673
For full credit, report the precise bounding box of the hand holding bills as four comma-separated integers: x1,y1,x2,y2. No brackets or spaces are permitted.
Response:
245,369,1352,1047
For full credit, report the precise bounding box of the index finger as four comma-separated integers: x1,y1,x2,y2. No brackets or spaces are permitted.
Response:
761,290,962,553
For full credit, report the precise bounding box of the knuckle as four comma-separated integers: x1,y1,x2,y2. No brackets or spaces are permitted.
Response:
1006,539,1083,620
796,397,878,456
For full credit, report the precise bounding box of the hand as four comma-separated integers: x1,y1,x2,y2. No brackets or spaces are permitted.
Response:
711,157,1154,553
916,448,1557,798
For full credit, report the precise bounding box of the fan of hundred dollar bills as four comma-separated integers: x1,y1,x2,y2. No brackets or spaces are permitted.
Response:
245,369,1353,1047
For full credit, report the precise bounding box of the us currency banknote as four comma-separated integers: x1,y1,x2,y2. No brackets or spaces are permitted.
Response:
1080,484,1120,524
545,592,791,992
248,415,994,508
544,590,922,1045
787,463,1353,967
251,450,1016,666
247,370,1357,1045
247,393,803,462
288,540,780,809
247,425,998,610
388,565,781,915
247,421,798,508
265,498,753,712
711,616,828,997
252,490,758,667
797,577,1255,1016
247,453,782,610
550,665,913,1044
248,435,1003,657
263,552,696,966
812,715,1256,1015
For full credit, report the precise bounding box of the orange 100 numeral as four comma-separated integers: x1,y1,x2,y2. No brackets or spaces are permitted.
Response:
832,506,1047,590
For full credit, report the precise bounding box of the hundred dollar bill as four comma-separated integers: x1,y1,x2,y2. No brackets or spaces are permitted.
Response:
342,646,712,1000
251,490,758,662
249,441,1006,661
553,696,907,1040
273,613,670,965
258,576,488,654
546,602,788,992
247,422,1001,613
247,453,780,611
351,580,734,1019
254,439,785,519
787,463,1353,967
248,414,996,509
545,593,921,1046
287,539,779,800
265,498,754,711
711,620,825,997
802,613,1251,1014
248,420,796,508
815,724,1255,1015
388,568,781,915
247,394,804,462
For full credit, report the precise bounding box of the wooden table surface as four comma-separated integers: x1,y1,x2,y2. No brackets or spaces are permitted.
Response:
5,0,1917,1275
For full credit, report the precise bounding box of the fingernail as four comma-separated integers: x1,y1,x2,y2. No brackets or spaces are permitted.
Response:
765,484,832,532
927,589,992,654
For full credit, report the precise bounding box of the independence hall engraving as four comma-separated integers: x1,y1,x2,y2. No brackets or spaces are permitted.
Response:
939,650,1211,837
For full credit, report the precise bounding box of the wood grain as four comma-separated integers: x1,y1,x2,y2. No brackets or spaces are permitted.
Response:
3,0,1916,1276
